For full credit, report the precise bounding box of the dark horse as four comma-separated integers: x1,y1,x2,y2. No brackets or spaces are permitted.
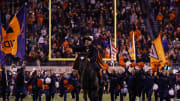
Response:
75,53,103,101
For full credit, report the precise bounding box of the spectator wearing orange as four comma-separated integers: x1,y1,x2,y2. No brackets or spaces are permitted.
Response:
169,11,176,21
156,12,164,21
62,40,69,49
118,56,124,65
104,47,111,58
135,28,142,38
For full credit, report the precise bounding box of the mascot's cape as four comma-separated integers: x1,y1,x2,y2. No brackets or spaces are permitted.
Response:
73,50,105,70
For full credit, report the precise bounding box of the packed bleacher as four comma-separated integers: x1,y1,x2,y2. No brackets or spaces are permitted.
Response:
51,0,114,59
150,0,180,64
0,0,179,66
0,0,49,65
50,0,180,66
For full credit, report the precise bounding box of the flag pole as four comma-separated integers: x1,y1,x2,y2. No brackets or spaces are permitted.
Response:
133,32,136,63
114,0,116,69
5,68,8,86
113,61,115,69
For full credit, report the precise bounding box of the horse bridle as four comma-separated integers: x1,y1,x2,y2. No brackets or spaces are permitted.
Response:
80,56,85,60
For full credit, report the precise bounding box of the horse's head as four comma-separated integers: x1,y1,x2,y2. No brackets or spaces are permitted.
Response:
78,53,89,73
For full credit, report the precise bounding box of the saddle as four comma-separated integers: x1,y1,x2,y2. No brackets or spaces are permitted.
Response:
73,50,106,70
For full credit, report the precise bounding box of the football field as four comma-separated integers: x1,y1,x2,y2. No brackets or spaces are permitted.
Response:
6,93,179,101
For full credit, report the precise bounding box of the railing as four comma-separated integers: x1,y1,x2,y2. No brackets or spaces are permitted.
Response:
6,61,180,69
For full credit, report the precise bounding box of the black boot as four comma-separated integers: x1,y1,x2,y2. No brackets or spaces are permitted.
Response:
97,70,103,85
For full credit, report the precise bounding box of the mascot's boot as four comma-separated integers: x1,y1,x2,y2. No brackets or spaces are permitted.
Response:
93,62,103,85
98,69,103,85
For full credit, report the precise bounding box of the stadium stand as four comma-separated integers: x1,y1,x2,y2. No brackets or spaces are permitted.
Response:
0,0,179,67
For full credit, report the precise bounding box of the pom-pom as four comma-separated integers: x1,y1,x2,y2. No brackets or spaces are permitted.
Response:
45,77,51,84
120,62,126,68
28,85,32,91
169,89,174,96
153,84,158,90
37,79,43,88
132,62,136,67
118,85,121,90
67,84,74,92
63,80,68,85
43,85,50,90
138,62,144,69
55,82,59,88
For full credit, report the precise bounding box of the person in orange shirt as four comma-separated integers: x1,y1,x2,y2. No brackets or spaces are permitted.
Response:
169,11,176,20
156,12,164,21
62,40,69,48
37,16,43,23
44,0,48,2
65,46,72,55
135,28,141,38
52,43,57,49
104,47,111,58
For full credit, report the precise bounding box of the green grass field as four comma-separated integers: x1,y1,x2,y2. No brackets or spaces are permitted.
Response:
5,93,179,101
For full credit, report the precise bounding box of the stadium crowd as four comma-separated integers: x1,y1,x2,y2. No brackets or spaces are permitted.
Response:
0,0,49,65
0,0,179,66
51,0,114,59
150,0,180,64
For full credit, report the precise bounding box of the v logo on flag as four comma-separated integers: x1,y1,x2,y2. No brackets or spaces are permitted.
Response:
150,44,159,60
128,42,131,50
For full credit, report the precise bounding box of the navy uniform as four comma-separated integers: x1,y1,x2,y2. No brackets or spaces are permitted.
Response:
69,72,80,101
158,69,170,101
103,71,109,94
176,71,180,99
36,75,44,101
44,76,51,101
107,70,118,101
12,73,16,97
24,72,30,95
59,75,68,101
126,67,136,101
14,67,26,101
50,74,57,101
0,67,7,101
154,73,160,101
142,70,155,101
6,70,13,101
168,71,176,99
28,71,38,101
135,68,145,101
117,71,127,101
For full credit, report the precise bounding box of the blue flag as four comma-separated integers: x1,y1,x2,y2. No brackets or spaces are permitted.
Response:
0,15,5,67
16,6,26,59
1,5,26,59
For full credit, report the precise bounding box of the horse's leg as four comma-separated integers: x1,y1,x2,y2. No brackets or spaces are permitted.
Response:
88,91,92,101
88,90,97,101
91,89,99,101
98,87,103,101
